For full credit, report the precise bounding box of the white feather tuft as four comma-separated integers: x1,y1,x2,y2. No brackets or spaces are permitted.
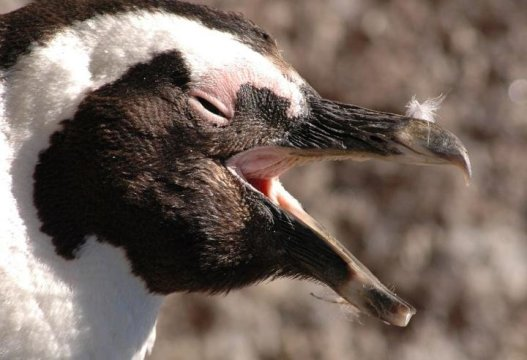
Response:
405,94,445,123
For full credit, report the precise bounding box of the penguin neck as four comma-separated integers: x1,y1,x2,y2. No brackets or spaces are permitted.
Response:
0,13,175,353
0,220,164,359
0,127,163,359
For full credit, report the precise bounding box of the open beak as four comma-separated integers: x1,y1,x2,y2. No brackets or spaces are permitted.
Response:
227,96,471,327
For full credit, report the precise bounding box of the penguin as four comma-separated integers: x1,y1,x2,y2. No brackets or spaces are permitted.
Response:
0,1,470,358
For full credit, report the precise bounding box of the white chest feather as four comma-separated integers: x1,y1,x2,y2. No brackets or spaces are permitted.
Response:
0,233,162,359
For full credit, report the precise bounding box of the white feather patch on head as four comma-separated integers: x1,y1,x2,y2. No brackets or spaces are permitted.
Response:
3,10,307,155
405,94,445,123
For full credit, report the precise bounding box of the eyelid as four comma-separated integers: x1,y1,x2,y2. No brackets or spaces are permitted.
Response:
189,89,234,125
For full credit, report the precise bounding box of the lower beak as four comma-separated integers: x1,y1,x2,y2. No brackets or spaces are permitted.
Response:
281,199,416,327
273,97,470,326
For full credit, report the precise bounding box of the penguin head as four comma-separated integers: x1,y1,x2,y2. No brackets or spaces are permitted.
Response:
2,0,470,326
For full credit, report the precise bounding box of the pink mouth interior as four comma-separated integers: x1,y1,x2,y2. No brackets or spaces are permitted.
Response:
247,177,304,216
227,147,307,218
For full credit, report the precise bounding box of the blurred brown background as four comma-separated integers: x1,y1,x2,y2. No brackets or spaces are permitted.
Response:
3,1,526,359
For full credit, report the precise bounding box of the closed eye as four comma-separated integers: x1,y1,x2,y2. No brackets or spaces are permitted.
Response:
196,96,225,118
189,90,233,127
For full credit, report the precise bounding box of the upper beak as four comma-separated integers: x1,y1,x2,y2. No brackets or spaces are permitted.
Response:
285,98,471,180
271,97,471,326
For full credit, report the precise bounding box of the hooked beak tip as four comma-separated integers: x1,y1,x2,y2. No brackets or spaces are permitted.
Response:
394,119,472,184
457,149,472,185
448,148,472,186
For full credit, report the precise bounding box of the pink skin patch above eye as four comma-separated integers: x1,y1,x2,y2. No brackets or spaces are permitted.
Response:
189,65,306,126
188,69,240,126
